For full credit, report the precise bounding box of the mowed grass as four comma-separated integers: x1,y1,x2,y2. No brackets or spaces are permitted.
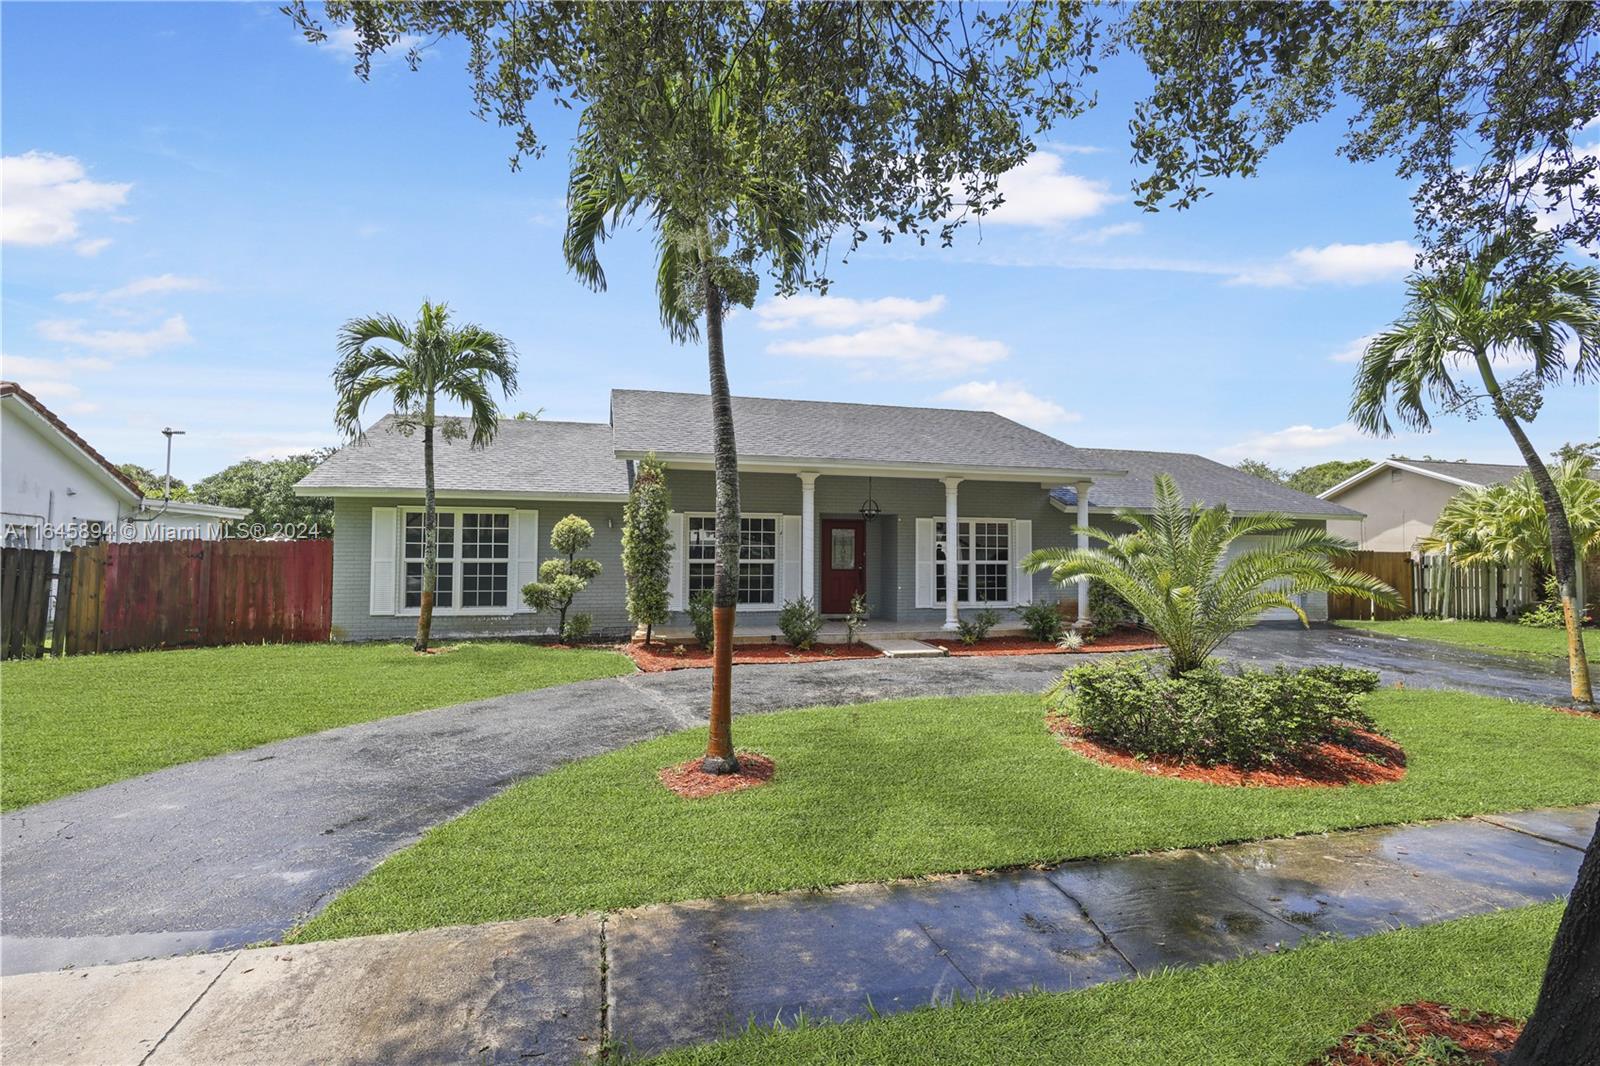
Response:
639,903,1564,1065
1334,618,1600,663
294,688,1600,941
0,641,633,809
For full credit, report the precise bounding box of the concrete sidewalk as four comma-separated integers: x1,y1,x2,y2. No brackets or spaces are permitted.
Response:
3,805,1592,1065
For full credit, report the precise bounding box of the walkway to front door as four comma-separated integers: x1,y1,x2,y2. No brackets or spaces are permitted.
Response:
821,518,866,614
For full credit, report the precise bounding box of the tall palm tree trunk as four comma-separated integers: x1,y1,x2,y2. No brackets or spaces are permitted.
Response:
1474,351,1593,705
415,393,437,653
1504,817,1600,1066
702,254,741,775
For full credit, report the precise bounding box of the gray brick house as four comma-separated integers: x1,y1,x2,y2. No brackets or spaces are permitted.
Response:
296,390,1359,642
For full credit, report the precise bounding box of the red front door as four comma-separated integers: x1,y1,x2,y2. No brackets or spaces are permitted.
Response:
821,519,866,614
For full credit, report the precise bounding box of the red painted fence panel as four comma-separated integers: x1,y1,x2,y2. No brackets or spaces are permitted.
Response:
83,538,330,653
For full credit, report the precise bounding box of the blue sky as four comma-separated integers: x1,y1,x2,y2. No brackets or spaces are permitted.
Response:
3,3,1595,483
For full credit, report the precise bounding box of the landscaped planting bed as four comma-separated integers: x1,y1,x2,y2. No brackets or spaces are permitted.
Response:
928,628,1164,657
634,904,1562,1065
625,641,881,672
291,688,1600,941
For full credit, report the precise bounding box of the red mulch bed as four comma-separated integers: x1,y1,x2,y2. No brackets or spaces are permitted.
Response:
1047,717,1407,788
1312,1002,1522,1064
658,752,776,798
1553,704,1600,719
625,641,881,672
929,629,1165,657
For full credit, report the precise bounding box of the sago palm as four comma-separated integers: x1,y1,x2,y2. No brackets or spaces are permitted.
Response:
562,58,805,775
1351,248,1600,705
333,301,518,652
1024,475,1398,676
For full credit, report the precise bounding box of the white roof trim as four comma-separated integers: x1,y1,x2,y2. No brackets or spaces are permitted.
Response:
1047,497,1359,521
296,486,629,502
628,451,1127,484
1318,459,1490,499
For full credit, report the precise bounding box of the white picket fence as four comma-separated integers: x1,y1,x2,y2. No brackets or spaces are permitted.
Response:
1412,553,1535,619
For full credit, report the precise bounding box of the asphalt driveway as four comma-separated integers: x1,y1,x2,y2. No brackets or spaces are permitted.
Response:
0,623,1574,975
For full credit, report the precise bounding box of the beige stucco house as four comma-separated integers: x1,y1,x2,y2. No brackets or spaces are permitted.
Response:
1318,459,1526,553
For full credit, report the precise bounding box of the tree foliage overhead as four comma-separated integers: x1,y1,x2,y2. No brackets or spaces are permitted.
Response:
1117,3,1600,278
191,453,335,532
1234,458,1373,497
118,463,190,500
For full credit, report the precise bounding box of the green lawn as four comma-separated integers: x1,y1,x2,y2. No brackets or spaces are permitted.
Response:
0,641,633,810
638,903,1563,1065
294,689,1600,941
1334,618,1600,663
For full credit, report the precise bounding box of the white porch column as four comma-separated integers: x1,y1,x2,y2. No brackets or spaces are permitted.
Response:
1075,480,1091,625
942,476,963,631
798,472,818,604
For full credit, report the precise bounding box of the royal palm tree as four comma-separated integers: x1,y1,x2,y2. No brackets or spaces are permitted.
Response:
1024,475,1398,676
333,301,518,652
563,60,806,775
1352,250,1600,705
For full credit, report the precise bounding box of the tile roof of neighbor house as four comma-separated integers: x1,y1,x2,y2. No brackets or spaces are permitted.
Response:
609,389,1117,474
296,415,631,498
1,380,144,499
1050,448,1361,517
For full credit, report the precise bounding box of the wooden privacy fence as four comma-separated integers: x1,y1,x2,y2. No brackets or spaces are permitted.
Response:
1,538,331,659
1327,550,1415,621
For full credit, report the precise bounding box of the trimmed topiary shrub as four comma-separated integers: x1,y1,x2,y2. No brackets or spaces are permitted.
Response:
1021,601,1065,643
688,590,716,650
1045,657,1379,768
777,597,823,650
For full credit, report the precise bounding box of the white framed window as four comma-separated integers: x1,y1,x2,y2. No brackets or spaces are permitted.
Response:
686,514,779,606
935,519,1010,605
402,509,511,612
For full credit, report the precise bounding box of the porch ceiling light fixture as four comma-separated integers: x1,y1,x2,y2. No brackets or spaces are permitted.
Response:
859,477,881,522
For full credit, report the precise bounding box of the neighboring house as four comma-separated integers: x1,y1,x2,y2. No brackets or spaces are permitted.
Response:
296,389,1359,642
1,381,248,549
1318,459,1526,553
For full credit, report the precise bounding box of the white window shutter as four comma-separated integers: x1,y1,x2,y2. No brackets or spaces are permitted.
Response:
914,517,934,609
1013,519,1033,606
781,515,802,604
667,512,686,611
369,507,397,615
514,509,540,611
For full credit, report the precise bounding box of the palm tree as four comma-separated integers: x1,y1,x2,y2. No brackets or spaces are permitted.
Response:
1351,250,1600,705
1024,475,1398,676
562,63,805,775
333,301,518,652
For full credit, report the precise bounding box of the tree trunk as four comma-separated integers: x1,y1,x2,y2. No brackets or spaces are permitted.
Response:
1474,351,1592,705
701,254,740,776
1502,814,1600,1066
415,396,437,653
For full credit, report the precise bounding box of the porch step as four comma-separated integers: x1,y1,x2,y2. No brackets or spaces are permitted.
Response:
869,638,948,658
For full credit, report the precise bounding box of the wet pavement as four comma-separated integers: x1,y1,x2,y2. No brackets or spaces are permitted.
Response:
3,806,1592,1065
0,623,1578,976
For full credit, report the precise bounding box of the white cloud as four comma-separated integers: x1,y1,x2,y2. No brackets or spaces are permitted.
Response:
936,381,1081,432
36,314,192,358
1215,421,1370,461
2,152,130,247
309,26,425,66
1068,221,1143,245
74,237,114,257
984,151,1120,226
768,321,1008,379
1330,333,1378,364
57,274,213,304
1229,241,1416,287
755,293,946,331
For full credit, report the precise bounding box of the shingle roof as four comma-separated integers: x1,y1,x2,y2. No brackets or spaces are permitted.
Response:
1387,459,1527,486
1,381,143,500
610,389,1111,473
296,415,629,497
1050,448,1361,517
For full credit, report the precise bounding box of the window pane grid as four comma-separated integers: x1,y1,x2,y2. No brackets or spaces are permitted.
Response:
685,516,777,605
404,510,508,610
935,519,1009,606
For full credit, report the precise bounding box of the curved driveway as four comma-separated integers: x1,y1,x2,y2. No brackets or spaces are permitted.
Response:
0,624,1570,975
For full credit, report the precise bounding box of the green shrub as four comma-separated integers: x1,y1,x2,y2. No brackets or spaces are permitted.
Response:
1517,579,1566,628
777,597,823,650
1021,601,1065,643
562,613,593,643
688,590,716,650
1046,657,1379,768
845,592,868,646
956,607,1001,646
1088,580,1134,637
